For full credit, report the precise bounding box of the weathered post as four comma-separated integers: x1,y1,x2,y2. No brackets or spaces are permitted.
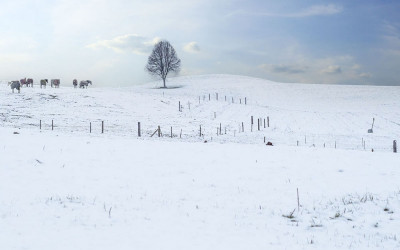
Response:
102,121,104,133
52,120,53,130
138,122,141,137
394,140,397,153
158,126,161,137
220,123,222,135
242,122,244,132
216,93,218,101
245,97,247,105
209,94,210,101
199,125,202,137
258,119,260,131
40,120,41,130
264,119,266,128
179,101,181,112
170,127,173,138
90,122,92,133
240,99,241,104
267,116,270,127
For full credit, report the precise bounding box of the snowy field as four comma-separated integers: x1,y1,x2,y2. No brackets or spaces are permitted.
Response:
1,75,399,249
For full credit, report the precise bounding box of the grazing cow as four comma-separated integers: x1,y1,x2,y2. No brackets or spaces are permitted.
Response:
9,81,21,93
40,79,48,88
27,78,33,87
51,79,60,88
79,80,92,88
73,79,78,88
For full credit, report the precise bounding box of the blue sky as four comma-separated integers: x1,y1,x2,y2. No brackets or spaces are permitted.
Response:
1,0,399,86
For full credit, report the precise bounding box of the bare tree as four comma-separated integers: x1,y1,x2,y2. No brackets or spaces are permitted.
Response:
146,40,181,88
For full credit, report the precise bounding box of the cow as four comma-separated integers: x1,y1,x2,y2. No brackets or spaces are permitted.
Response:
27,78,34,87
40,79,48,88
73,79,78,88
9,81,21,93
20,78,27,87
51,79,60,88
79,80,92,88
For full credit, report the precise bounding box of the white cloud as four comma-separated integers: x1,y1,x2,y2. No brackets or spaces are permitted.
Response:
293,4,343,17
87,34,160,55
183,42,200,53
228,4,343,18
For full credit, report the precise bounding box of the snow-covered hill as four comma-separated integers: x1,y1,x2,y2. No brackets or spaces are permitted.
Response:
1,75,399,249
1,74,399,151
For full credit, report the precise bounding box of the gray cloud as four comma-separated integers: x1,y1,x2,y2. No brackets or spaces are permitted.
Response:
260,64,308,74
359,72,372,78
322,65,342,74
87,34,160,55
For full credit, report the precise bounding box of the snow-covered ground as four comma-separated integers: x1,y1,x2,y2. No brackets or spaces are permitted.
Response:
1,75,399,249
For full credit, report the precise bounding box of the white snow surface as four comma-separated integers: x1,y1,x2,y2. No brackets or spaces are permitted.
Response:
1,74,400,249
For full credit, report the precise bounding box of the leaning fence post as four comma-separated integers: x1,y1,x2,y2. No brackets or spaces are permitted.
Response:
394,140,397,153
138,122,141,137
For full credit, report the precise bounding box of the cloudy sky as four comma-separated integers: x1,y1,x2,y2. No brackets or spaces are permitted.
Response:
1,0,399,86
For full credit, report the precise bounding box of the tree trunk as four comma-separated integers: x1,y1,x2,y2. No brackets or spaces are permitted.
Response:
163,78,166,88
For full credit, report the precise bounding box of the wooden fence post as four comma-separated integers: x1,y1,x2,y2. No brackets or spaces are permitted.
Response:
90,122,92,133
52,120,53,130
216,93,218,100
138,122,141,137
158,126,161,137
209,94,210,100
258,119,260,131
199,125,202,137
267,116,269,127
40,120,41,130
170,127,173,138
245,97,247,105
101,121,104,133
242,122,244,132
394,140,397,153
179,101,181,112
220,123,222,135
